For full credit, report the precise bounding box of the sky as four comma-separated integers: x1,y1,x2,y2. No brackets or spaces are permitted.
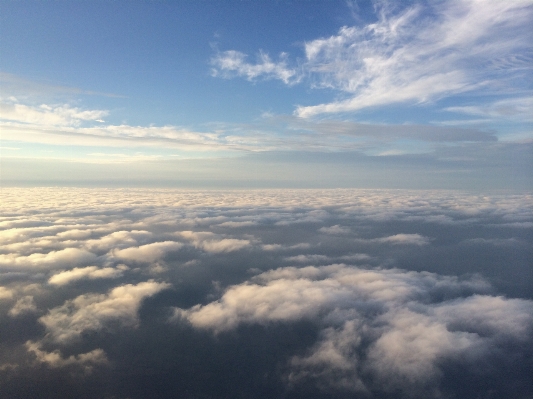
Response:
0,2,532,398
1,0,532,189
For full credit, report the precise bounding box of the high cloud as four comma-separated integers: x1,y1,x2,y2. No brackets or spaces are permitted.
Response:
0,248,97,272
211,0,533,117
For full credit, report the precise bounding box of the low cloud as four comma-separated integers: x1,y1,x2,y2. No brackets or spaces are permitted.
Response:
173,264,531,394
8,296,37,317
0,187,531,398
26,341,108,372
178,231,251,253
319,225,351,235
0,248,97,272
211,50,297,84
48,266,125,286
39,280,170,343
112,241,183,262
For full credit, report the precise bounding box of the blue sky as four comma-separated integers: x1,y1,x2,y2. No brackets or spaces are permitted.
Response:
1,0,532,188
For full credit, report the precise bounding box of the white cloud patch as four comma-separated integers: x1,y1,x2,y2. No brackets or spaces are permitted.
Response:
0,248,97,272
0,286,14,300
0,188,530,397
445,97,533,122
39,280,170,343
178,231,251,253
0,101,108,126
172,264,532,392
26,341,108,372
319,225,351,235
211,50,297,84
8,295,37,317
111,241,183,262
210,1,532,118
48,266,125,286
374,233,431,246
84,230,153,252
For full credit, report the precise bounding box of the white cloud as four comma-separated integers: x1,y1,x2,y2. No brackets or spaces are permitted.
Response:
172,264,532,392
178,231,251,253
0,248,97,272
84,230,153,252
0,286,14,300
39,280,170,343
289,320,367,392
318,225,351,235
211,50,297,84
48,266,125,286
210,1,532,118
297,0,533,116
26,341,108,372
112,241,183,262
0,187,531,395
8,295,37,317
0,101,107,126
171,264,491,331
374,233,431,246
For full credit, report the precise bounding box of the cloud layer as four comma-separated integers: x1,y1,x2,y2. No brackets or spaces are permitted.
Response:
0,188,531,398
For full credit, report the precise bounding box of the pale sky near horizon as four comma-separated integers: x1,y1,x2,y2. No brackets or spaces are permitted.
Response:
1,0,532,189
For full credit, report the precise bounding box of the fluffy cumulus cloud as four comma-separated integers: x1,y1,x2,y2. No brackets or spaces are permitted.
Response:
8,296,37,317
174,264,531,394
25,341,108,372
48,266,126,286
112,241,183,262
178,231,251,253
39,280,170,343
0,248,97,272
0,188,531,398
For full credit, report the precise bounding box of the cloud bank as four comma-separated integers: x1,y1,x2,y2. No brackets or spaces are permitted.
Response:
0,188,531,398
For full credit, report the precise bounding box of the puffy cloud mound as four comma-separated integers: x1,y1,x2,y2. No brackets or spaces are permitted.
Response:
39,280,171,343
173,264,532,393
0,248,97,272
178,231,251,253
112,241,183,262
48,266,125,286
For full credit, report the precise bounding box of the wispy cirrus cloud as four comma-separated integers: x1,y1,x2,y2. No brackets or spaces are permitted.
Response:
211,50,298,84
445,96,533,122
0,101,108,126
211,0,533,118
